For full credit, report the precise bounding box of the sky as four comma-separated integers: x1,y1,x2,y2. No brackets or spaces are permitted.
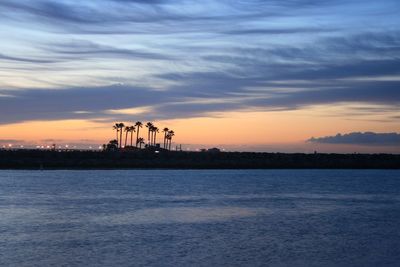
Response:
0,0,399,152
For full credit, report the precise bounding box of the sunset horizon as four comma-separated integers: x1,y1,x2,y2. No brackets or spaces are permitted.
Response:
1,0,399,153
1,2,400,266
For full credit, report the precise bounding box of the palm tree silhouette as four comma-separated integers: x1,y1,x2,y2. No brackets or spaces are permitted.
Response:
153,127,159,146
124,126,129,148
166,134,171,150
145,122,153,146
167,130,175,150
162,127,169,149
134,121,143,147
149,125,154,146
111,122,175,150
124,126,135,147
118,123,125,148
137,137,145,149
132,126,137,146
113,123,120,147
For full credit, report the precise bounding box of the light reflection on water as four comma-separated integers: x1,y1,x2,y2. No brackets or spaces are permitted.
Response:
93,207,263,225
0,169,400,266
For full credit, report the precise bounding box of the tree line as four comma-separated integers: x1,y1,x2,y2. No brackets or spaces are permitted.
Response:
105,122,175,151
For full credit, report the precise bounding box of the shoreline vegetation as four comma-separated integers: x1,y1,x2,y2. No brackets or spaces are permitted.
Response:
106,122,176,151
1,122,399,170
0,149,399,169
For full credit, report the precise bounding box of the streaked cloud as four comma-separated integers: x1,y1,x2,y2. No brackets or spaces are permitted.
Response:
0,0,399,125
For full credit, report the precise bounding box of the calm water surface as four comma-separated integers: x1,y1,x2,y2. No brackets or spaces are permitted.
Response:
0,170,399,266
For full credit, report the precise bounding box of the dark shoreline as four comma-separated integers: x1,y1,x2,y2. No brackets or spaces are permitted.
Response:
1,149,399,170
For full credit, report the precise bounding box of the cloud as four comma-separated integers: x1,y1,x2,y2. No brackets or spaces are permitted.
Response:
45,40,173,61
0,0,379,35
223,27,338,35
0,0,399,125
0,76,399,125
0,53,57,64
308,132,400,146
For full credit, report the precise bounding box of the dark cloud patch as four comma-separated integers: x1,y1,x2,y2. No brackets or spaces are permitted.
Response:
282,59,400,81
0,1,98,23
0,0,347,35
45,40,173,61
0,85,165,124
223,27,337,35
244,81,400,108
308,132,400,146
202,31,400,80
0,0,178,26
0,77,399,124
0,53,57,64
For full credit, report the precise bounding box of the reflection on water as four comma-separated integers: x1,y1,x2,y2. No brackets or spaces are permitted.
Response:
0,169,400,266
94,207,263,225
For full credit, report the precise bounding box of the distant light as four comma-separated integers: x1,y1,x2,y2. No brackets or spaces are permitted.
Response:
155,150,159,153
65,145,69,148
98,146,103,149
89,146,92,149
8,144,12,147
46,145,50,149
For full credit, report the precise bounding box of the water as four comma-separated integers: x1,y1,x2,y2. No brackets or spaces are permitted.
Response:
0,170,399,267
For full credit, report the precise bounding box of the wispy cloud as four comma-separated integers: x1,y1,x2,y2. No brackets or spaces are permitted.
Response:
0,0,399,124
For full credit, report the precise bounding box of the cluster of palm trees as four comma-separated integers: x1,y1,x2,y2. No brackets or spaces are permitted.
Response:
112,122,175,150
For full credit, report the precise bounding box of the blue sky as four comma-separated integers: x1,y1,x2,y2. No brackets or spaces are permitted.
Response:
0,0,399,150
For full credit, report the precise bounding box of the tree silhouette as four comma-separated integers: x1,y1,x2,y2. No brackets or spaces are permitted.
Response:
149,125,154,146
104,139,118,151
113,123,120,147
162,127,169,149
167,130,175,150
111,122,176,151
153,127,159,146
134,121,143,147
145,122,153,146
130,126,136,146
124,126,135,147
137,137,145,149
118,123,125,148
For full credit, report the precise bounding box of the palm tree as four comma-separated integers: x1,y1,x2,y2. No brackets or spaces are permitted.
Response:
137,137,145,149
166,134,171,150
134,121,143,147
124,126,135,147
129,126,136,146
145,122,153,146
113,123,120,147
118,123,125,148
162,127,169,149
124,126,129,148
152,127,159,146
168,130,175,150
149,125,155,146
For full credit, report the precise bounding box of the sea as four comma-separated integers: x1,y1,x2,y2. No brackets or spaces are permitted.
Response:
0,170,399,267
